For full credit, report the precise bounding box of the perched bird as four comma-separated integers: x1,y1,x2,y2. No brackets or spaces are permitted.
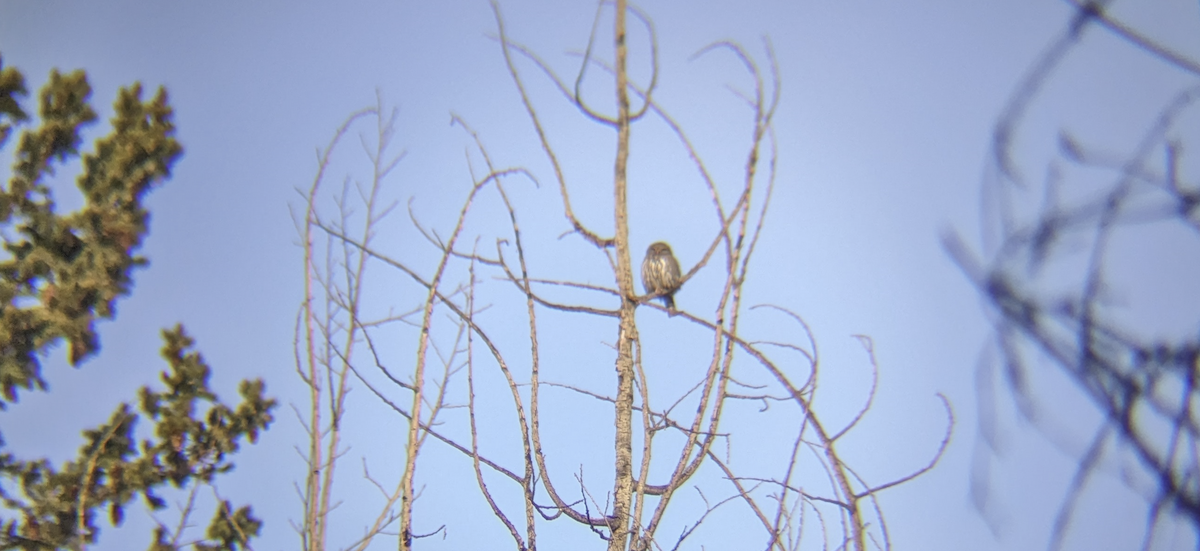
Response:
641,241,682,310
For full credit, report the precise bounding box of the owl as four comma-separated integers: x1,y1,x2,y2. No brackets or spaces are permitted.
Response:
641,241,682,310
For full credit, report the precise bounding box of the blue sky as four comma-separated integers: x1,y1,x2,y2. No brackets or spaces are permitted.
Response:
2,1,1198,549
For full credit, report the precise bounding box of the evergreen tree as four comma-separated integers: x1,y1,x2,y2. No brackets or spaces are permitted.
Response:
0,54,275,551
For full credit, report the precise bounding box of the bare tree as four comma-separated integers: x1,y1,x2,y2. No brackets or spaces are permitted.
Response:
296,2,950,550
947,1,1200,549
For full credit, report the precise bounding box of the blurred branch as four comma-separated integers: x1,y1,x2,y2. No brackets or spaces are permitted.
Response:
957,1,1200,545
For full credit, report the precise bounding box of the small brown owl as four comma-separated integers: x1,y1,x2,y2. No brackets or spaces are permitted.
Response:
641,241,682,310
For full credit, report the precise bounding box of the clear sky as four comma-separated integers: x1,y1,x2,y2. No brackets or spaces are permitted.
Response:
1,1,1198,550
